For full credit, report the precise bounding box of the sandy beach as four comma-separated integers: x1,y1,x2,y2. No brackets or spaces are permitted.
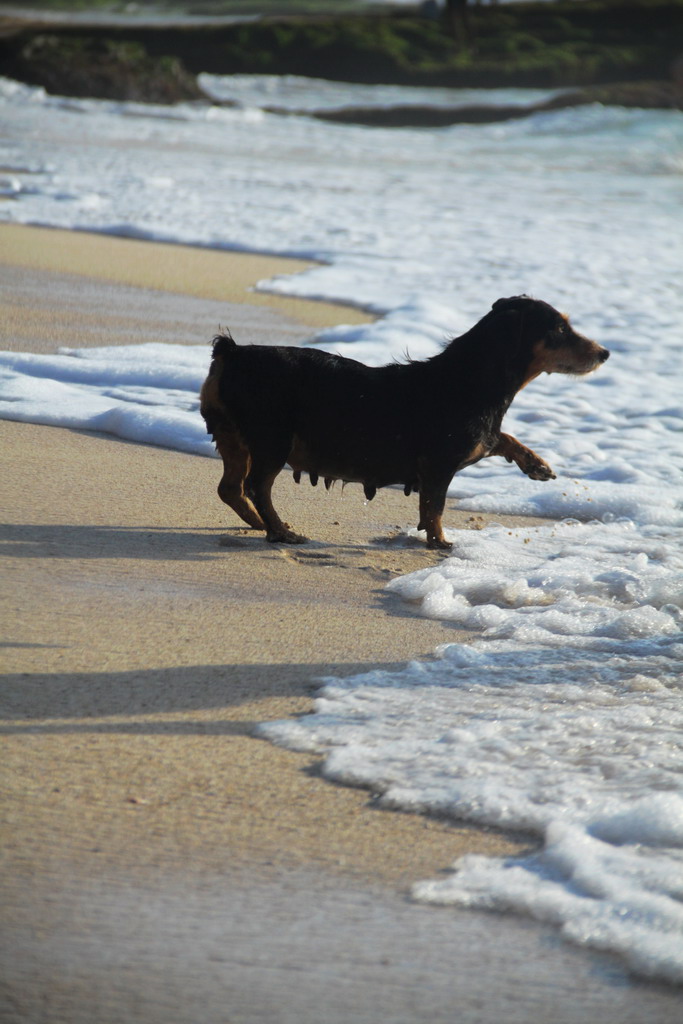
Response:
1,225,680,1022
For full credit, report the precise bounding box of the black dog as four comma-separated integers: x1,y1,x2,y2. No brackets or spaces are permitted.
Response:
200,296,609,548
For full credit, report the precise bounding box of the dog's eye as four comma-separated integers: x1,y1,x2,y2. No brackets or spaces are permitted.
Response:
545,327,567,349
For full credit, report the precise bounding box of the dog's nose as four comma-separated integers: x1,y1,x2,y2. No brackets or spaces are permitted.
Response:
599,348,610,363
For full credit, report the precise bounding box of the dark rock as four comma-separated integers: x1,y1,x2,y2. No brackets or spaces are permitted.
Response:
305,80,682,129
4,33,208,104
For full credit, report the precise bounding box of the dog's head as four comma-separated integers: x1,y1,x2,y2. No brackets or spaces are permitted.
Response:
490,296,610,377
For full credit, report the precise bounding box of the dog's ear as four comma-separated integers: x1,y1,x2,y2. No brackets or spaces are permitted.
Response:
491,296,565,348
491,295,531,313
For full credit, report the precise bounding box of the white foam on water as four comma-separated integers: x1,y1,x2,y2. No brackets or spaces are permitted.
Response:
0,345,213,454
200,72,567,113
1,72,682,981
259,623,683,982
259,518,683,980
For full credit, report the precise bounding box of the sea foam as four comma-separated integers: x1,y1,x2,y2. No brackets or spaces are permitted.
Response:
259,623,683,982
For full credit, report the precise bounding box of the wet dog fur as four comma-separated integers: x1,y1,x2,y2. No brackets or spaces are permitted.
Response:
200,295,609,549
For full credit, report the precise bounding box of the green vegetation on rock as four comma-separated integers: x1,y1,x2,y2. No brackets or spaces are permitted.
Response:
196,1,682,87
1,1,681,102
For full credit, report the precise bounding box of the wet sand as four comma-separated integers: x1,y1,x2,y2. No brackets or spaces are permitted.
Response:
1,225,679,1022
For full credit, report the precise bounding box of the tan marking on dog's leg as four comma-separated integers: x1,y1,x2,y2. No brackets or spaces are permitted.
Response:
418,487,452,550
491,433,556,481
213,429,266,530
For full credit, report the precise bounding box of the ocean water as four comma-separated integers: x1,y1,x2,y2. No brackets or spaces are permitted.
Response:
1,73,682,982
202,72,567,112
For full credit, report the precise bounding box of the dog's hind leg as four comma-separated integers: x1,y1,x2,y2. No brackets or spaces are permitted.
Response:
247,455,308,544
213,428,265,531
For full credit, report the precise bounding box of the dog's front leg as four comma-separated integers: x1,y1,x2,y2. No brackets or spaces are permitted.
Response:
491,432,556,481
417,473,452,550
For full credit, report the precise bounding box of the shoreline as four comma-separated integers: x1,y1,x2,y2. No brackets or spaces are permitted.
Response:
2,225,681,1021
1,223,526,888
0,222,374,333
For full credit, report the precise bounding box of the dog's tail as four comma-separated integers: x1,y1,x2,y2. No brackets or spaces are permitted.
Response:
211,330,237,359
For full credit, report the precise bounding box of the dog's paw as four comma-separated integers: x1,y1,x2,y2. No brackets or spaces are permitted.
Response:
523,454,556,481
427,536,453,551
529,463,556,481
